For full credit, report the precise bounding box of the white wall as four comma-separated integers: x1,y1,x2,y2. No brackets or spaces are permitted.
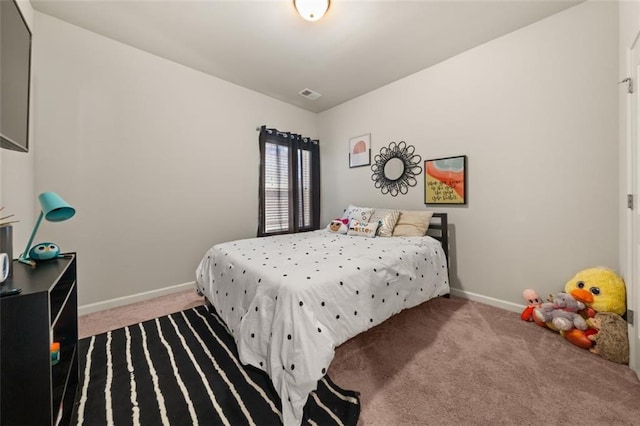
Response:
11,1,621,314
0,0,36,257
33,13,317,307
318,0,619,309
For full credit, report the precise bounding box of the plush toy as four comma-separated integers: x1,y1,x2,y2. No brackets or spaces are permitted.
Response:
28,242,61,261
564,267,626,315
560,267,626,350
327,218,349,234
532,292,588,331
520,289,543,321
563,328,596,349
587,312,629,364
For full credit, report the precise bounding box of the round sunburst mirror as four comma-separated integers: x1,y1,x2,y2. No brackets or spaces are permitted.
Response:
371,141,422,196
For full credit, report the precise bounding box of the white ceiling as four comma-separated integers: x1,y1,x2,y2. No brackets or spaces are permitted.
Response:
30,0,583,113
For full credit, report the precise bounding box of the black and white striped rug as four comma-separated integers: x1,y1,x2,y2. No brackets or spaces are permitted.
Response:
73,305,360,425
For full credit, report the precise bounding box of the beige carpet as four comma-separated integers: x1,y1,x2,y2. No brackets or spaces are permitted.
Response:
78,289,204,338
329,296,640,426
79,292,640,425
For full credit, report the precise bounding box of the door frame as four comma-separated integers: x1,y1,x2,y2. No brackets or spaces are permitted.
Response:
626,28,640,377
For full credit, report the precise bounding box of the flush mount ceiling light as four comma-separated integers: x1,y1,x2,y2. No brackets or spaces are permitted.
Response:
294,0,330,22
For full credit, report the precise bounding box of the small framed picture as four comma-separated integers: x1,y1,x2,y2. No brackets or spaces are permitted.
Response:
349,134,371,168
424,155,467,205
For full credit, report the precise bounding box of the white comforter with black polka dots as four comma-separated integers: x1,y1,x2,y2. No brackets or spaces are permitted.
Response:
195,230,449,426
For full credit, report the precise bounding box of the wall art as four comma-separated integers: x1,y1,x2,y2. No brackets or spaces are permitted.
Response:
424,155,467,205
349,134,371,168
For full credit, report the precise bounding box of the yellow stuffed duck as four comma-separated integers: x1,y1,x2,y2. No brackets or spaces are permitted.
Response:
561,267,627,351
564,267,626,315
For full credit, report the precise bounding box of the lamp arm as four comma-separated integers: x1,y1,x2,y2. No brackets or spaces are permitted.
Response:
18,211,43,265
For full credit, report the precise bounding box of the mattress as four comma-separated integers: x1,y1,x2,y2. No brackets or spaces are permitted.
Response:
195,230,449,425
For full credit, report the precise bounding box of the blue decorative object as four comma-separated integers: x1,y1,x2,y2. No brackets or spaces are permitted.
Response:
19,192,75,266
28,242,61,261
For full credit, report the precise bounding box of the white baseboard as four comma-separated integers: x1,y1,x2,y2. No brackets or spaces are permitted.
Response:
78,281,197,316
78,282,525,318
450,287,524,314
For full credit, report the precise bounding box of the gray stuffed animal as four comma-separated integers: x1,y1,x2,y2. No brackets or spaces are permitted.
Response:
587,312,629,364
533,292,588,331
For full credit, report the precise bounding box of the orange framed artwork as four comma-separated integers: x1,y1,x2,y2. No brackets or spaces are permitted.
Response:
424,155,467,205
349,134,371,168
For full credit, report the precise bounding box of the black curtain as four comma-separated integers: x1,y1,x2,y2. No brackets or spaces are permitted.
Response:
258,126,320,237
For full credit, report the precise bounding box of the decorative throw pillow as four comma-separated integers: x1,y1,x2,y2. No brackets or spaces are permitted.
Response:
347,220,380,238
392,211,434,237
368,209,401,237
342,205,374,223
327,218,349,234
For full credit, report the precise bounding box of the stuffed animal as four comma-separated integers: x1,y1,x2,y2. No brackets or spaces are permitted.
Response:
587,312,629,364
28,242,61,261
327,218,349,234
520,289,543,321
560,267,626,350
564,267,626,315
563,328,596,349
533,292,588,331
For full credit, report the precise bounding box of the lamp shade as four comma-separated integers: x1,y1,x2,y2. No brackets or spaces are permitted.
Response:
38,192,75,222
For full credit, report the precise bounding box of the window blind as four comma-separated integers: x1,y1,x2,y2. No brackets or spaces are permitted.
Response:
258,126,320,237
264,142,289,234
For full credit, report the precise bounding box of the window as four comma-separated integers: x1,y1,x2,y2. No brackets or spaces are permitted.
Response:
258,126,320,236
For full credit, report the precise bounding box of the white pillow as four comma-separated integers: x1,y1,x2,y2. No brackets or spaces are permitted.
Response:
341,205,374,223
369,209,401,237
392,211,434,237
347,220,380,238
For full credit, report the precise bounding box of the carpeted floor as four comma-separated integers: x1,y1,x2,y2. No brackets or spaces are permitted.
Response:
78,290,205,338
328,296,640,426
80,291,640,425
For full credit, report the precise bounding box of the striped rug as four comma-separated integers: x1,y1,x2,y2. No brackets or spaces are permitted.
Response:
73,305,360,425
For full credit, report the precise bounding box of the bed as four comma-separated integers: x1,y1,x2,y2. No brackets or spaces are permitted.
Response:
195,212,450,425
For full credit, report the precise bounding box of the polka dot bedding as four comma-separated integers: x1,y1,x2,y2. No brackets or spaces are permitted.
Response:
195,229,449,425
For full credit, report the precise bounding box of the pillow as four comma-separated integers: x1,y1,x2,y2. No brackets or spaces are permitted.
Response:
347,220,380,238
341,205,374,223
327,218,349,234
392,211,434,237
368,209,400,237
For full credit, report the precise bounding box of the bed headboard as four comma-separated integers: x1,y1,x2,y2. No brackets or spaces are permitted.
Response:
427,213,449,263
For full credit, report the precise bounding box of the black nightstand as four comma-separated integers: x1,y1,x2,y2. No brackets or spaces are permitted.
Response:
0,254,78,426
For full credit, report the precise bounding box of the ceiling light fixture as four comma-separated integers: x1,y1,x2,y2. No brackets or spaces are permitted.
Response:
294,0,330,22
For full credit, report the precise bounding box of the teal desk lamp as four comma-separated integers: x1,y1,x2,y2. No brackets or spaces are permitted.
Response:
18,192,75,266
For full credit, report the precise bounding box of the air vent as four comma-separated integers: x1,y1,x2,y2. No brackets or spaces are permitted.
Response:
298,88,322,100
